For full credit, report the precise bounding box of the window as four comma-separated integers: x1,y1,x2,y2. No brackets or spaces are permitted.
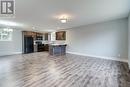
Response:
0,28,13,41
51,32,56,41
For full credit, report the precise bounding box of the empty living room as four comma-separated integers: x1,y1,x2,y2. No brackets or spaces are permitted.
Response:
0,0,130,87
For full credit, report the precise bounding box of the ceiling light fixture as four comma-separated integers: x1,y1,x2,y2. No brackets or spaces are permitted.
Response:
32,27,36,29
60,18,67,23
59,15,68,23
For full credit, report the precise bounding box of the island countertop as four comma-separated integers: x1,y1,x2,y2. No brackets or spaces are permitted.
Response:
49,44,67,46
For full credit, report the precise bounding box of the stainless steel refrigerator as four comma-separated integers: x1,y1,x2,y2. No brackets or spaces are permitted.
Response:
24,36,34,53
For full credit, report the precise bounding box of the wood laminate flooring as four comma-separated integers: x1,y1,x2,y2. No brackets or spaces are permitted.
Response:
0,52,130,87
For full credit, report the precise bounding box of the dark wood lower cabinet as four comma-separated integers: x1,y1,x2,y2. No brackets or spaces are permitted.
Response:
44,44,49,51
37,44,49,52
37,44,44,52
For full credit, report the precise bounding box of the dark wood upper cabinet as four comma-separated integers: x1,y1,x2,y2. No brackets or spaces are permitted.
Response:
23,31,50,41
56,31,66,40
23,31,36,37
45,33,48,40
36,33,43,40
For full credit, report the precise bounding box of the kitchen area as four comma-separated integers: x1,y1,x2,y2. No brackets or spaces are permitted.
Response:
22,31,67,55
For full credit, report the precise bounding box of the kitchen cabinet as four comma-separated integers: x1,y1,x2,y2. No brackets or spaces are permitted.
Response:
45,33,48,40
36,33,43,40
22,31,50,53
44,44,49,51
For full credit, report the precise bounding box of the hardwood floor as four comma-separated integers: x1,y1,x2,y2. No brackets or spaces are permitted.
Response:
0,52,130,87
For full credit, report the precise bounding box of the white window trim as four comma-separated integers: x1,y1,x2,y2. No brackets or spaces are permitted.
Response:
0,28,13,41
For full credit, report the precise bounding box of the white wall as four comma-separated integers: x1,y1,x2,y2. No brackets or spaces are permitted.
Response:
0,29,22,56
128,13,130,67
66,18,128,62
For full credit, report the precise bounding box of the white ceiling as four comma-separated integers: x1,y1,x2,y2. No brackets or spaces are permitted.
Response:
0,0,130,31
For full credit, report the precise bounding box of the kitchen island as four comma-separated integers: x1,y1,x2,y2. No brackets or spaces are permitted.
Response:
49,44,67,55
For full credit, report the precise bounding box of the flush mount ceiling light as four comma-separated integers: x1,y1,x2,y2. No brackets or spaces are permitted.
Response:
59,15,68,23
60,18,67,23
54,14,71,23
32,26,36,30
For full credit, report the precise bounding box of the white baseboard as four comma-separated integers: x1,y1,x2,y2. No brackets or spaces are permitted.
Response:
0,51,128,63
67,51,128,63
0,52,22,57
